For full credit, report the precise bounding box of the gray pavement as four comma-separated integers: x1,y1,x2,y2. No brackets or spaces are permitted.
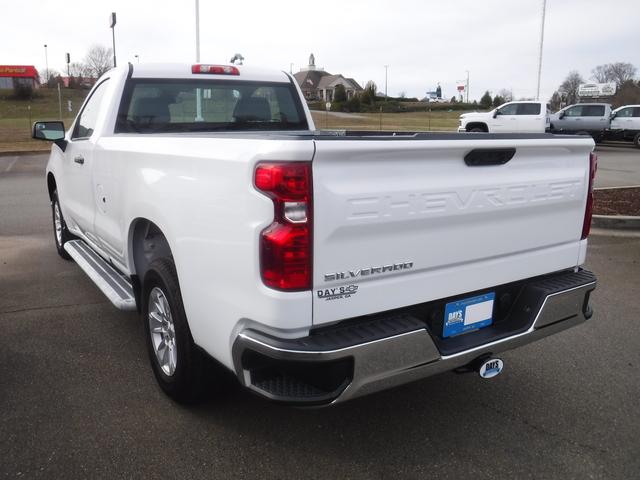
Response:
594,144,640,188
1,154,640,479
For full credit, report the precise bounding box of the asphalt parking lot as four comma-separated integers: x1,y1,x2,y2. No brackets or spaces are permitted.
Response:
1,152,639,479
593,143,640,188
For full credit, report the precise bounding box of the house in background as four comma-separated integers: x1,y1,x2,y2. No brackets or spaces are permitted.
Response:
293,54,362,102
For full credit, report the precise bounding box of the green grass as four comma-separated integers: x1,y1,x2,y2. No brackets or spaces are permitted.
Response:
0,90,465,153
0,88,88,152
310,110,464,132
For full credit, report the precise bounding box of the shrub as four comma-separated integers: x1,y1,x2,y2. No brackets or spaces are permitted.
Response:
334,84,347,102
11,81,33,100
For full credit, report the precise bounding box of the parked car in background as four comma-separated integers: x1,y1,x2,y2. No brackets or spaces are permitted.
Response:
458,101,548,133
607,105,640,148
549,103,612,141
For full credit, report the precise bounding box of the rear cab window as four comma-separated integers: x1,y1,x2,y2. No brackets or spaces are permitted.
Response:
115,79,308,133
517,103,541,115
582,105,605,117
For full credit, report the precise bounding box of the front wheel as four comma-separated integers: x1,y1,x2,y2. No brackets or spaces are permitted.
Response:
634,133,640,149
51,190,72,260
143,258,207,403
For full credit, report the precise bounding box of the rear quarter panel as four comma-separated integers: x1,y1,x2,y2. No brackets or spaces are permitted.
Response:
96,135,315,369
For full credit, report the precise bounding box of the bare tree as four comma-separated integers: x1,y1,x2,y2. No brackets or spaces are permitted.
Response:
39,68,59,87
498,88,513,102
558,71,584,105
612,80,640,108
591,62,637,87
591,64,611,83
549,91,563,111
69,62,91,78
607,62,637,88
84,45,113,78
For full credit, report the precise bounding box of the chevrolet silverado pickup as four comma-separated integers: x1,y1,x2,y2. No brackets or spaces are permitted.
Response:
33,63,597,405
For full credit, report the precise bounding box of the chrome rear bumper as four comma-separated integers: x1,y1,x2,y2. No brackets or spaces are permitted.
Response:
233,270,596,405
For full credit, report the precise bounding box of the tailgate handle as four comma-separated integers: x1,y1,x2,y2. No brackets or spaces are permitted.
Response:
464,148,515,166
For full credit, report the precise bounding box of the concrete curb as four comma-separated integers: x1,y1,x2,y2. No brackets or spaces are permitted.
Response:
0,150,48,157
595,185,640,191
592,214,640,230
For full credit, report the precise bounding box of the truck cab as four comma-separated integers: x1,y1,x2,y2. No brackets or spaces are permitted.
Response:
458,101,548,134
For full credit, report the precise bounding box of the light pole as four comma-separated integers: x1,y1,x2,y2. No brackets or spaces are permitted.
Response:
384,65,388,101
465,70,470,103
290,63,294,74
194,0,203,121
44,44,49,85
65,53,70,86
109,12,117,68
135,54,139,63
536,0,547,100
195,0,201,62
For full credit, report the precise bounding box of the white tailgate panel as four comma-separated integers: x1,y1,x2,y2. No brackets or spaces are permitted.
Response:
312,137,593,325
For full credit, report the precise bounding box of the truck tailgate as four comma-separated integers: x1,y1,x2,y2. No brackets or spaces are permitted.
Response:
311,136,593,325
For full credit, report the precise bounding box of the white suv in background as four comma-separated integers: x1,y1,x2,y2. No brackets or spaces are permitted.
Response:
458,101,549,134
608,105,640,148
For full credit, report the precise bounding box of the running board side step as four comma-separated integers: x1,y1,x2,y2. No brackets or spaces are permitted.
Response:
64,240,137,311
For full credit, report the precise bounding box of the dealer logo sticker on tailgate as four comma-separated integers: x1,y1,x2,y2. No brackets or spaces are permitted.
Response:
317,284,359,301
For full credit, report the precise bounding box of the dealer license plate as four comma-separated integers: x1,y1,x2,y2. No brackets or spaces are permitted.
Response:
442,292,495,338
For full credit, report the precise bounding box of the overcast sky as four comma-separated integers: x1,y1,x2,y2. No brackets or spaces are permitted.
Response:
2,0,638,101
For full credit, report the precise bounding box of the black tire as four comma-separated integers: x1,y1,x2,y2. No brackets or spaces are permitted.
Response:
51,190,72,260
142,257,207,403
634,133,640,149
469,126,486,133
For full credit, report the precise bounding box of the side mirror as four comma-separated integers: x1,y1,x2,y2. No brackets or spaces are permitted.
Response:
558,111,565,119
610,112,617,119
32,121,65,141
492,110,499,118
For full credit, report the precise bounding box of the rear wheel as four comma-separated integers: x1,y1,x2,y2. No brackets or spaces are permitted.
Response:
51,190,72,260
143,257,207,403
634,133,640,149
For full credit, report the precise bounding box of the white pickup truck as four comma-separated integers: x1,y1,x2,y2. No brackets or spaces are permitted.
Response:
33,63,597,405
458,101,549,133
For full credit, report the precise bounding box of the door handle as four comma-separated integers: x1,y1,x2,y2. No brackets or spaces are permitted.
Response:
74,156,85,165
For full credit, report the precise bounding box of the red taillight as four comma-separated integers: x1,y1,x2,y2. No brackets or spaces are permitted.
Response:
255,162,312,291
581,152,598,239
191,64,240,75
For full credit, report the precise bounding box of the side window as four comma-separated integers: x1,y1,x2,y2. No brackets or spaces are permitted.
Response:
582,105,605,116
517,103,541,115
634,108,640,117
616,108,633,118
564,106,583,117
72,80,110,139
498,103,518,115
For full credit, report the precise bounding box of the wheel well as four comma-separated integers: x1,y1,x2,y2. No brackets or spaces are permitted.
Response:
466,122,488,132
130,219,173,310
47,173,57,201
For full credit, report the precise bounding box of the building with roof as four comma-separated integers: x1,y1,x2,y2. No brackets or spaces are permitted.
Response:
293,54,362,102
0,65,40,89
